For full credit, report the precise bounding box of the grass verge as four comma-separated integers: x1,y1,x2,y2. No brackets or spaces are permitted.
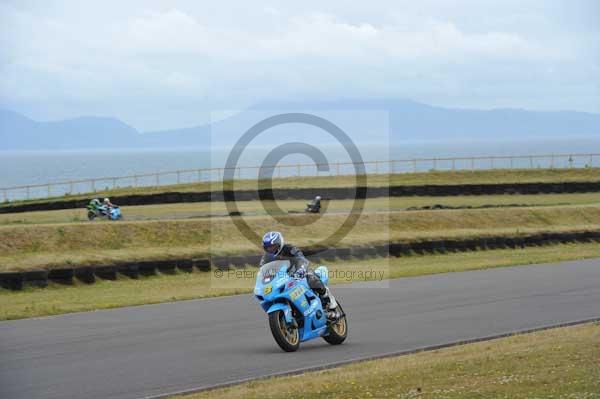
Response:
1,241,599,320
3,168,599,207
173,322,600,399
1,204,600,271
2,193,599,225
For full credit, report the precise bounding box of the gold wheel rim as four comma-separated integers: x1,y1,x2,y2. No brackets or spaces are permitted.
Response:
279,313,299,345
332,316,347,336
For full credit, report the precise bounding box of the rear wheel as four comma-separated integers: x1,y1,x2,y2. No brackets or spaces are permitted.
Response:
268,310,300,352
323,303,347,345
87,211,96,220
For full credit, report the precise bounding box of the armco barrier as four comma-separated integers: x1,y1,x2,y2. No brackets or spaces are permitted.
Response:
2,231,600,291
3,181,600,214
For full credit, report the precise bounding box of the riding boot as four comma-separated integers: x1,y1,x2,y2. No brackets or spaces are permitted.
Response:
323,287,338,309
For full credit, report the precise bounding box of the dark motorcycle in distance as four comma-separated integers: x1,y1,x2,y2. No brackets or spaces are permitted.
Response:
305,196,322,213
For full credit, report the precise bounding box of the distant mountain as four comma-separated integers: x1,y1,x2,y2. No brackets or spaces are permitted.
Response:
251,99,600,140
1,100,599,150
0,109,141,150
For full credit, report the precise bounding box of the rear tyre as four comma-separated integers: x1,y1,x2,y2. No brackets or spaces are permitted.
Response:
323,303,347,345
268,310,300,352
87,211,96,220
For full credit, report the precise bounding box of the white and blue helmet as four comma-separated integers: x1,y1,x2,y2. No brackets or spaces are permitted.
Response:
262,231,284,256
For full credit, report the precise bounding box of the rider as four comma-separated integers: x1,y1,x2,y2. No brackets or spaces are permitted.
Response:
89,198,102,212
103,197,115,209
260,231,339,320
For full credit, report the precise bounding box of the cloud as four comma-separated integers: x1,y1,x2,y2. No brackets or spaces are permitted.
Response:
0,1,598,130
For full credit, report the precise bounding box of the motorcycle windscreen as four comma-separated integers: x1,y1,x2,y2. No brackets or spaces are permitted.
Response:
256,260,290,285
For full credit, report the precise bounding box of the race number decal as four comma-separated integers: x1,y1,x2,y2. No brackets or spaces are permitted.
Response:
289,286,305,301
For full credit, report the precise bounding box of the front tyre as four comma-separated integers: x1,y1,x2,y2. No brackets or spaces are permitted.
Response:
268,310,300,352
323,303,347,345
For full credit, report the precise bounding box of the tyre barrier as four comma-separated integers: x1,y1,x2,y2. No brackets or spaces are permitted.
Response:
321,248,338,262
48,268,74,285
0,272,23,290
117,264,139,279
2,231,600,290
3,180,600,214
348,246,368,259
374,244,389,257
176,259,194,273
137,261,157,277
194,258,211,272
245,254,263,267
211,256,230,270
74,267,95,284
155,260,176,274
335,247,352,260
23,270,48,288
95,265,117,280
229,255,248,268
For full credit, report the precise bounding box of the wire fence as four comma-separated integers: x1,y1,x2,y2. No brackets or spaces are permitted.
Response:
1,153,598,202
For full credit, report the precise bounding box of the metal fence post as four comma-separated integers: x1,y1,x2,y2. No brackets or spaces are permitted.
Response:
91,180,96,192
112,178,117,189
3,189,8,202
550,155,555,169
156,173,160,186
412,159,417,173
433,158,437,170
69,181,74,194
590,154,594,167
176,172,180,185
47,184,51,198
510,156,514,169
297,164,301,176
471,157,475,171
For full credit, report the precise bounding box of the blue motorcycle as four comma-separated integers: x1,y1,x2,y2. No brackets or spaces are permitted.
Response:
87,205,122,221
254,260,347,352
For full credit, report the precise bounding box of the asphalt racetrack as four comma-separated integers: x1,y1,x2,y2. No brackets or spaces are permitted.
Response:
1,259,599,399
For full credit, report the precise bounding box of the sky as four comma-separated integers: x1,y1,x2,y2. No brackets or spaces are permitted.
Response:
0,0,599,131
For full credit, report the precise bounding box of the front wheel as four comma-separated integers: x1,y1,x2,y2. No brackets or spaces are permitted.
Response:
323,303,347,345
268,310,300,352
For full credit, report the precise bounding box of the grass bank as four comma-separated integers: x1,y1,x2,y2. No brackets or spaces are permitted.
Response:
175,322,600,399
1,204,599,271
3,168,599,207
1,242,599,320
2,193,599,225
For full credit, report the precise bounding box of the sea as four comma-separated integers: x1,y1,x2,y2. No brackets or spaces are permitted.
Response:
1,137,598,201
